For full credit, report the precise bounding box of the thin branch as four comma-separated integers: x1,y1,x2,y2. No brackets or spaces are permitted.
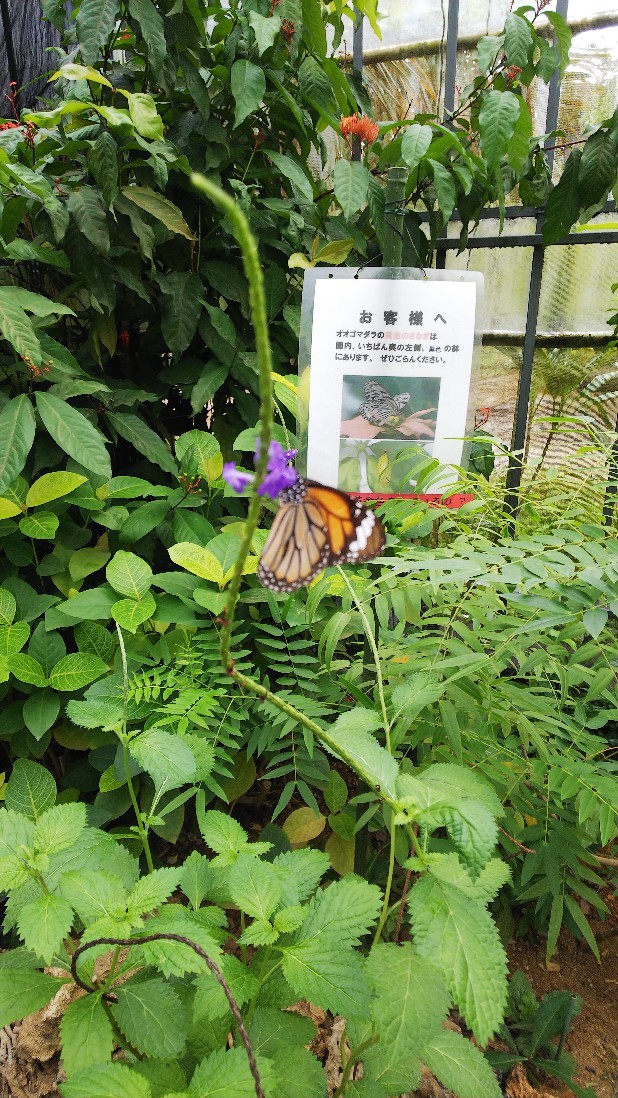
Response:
71,933,264,1098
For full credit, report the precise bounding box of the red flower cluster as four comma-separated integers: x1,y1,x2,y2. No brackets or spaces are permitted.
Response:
505,65,522,84
21,355,51,379
339,114,380,144
281,18,296,41
118,330,130,349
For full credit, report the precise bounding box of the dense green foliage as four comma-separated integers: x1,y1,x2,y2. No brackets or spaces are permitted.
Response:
0,1,616,1095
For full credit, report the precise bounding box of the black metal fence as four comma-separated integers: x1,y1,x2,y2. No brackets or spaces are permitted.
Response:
353,1,618,523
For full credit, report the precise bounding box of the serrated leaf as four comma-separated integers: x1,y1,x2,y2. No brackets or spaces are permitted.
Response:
422,1029,501,1098
60,994,115,1076
178,850,212,910
34,803,87,855
401,123,433,170
409,876,507,1045
5,759,56,818
18,892,74,964
19,512,59,539
229,854,282,920
113,979,187,1058
127,867,181,917
478,90,521,169
121,186,192,240
76,0,120,65
26,472,87,508
49,653,108,691
326,711,398,801
282,938,371,1016
106,412,178,475
129,729,196,789
231,59,266,128
294,876,381,946
198,809,249,864
194,955,259,1023
191,1046,275,1098
59,870,126,925
0,396,36,494
36,392,112,479
60,1062,152,1098
333,159,370,220
0,969,66,1028
365,944,449,1093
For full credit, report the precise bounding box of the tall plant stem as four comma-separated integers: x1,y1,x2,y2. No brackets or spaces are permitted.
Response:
336,566,390,751
116,624,154,873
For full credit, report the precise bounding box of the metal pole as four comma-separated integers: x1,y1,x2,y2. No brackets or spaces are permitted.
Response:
504,0,569,525
351,8,364,162
435,0,460,270
603,408,618,526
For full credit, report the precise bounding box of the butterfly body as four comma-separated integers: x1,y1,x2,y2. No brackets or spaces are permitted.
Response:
359,381,410,427
258,477,385,592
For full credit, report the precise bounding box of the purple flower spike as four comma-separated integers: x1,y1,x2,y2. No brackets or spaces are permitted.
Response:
223,462,254,493
257,462,297,497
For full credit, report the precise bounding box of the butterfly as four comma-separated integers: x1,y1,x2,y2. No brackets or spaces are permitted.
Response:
258,477,386,593
359,381,410,426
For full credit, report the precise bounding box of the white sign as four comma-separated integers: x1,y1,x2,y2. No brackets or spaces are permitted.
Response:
298,268,483,495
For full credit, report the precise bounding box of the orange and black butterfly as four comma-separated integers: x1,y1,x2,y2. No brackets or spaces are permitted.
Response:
258,477,386,593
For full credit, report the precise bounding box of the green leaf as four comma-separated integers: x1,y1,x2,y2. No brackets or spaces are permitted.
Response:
88,130,118,206
49,653,108,691
191,1046,274,1098
113,979,187,1058
121,186,193,240
578,130,618,208
7,653,47,686
508,98,532,174
17,892,74,964
198,810,251,865
326,710,398,800
106,412,178,475
408,876,507,1045
111,595,156,632
365,944,449,1093
301,0,327,55
176,430,222,482
0,589,17,625
119,501,170,543
60,1062,152,1098
583,607,608,639
333,159,370,220
67,187,110,254
249,10,281,54
5,759,56,819
127,0,167,69
100,476,170,500
19,512,59,539
0,298,41,364
157,271,204,360
69,549,111,583
545,10,572,76
59,870,126,925
168,542,222,584
26,473,87,508
477,33,504,74
126,93,164,140
478,90,521,169
129,729,196,789
422,1029,501,1098
231,60,266,128
229,854,283,921
0,622,29,657
22,690,61,740
61,994,115,1076
126,867,181,917
546,894,563,964
55,586,117,622
195,955,259,1023
267,151,314,203
401,123,433,170
191,366,228,414
76,0,120,65
564,894,600,960
504,12,533,68
36,392,112,480
528,990,576,1056
282,937,370,1016
106,551,153,599
35,803,87,854
0,396,36,494
178,850,212,910
543,149,582,245
0,969,66,1028
429,160,456,221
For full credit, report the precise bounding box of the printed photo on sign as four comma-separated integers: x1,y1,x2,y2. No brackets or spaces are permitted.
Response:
298,269,483,494
339,439,433,494
340,375,439,442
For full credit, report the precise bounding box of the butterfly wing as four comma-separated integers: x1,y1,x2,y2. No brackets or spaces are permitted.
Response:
392,392,410,412
257,493,330,592
258,479,385,593
305,483,386,565
359,381,398,426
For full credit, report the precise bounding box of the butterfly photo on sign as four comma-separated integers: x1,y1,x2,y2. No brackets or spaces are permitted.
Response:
340,376,440,441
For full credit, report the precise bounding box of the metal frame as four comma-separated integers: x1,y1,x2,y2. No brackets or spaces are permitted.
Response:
354,0,618,523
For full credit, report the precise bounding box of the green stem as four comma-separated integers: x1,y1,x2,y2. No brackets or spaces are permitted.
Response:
332,1033,380,1098
336,566,390,751
190,172,274,676
116,624,154,874
372,813,396,947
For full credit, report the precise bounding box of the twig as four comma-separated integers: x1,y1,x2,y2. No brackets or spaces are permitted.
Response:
498,826,534,854
71,933,264,1098
394,868,413,944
